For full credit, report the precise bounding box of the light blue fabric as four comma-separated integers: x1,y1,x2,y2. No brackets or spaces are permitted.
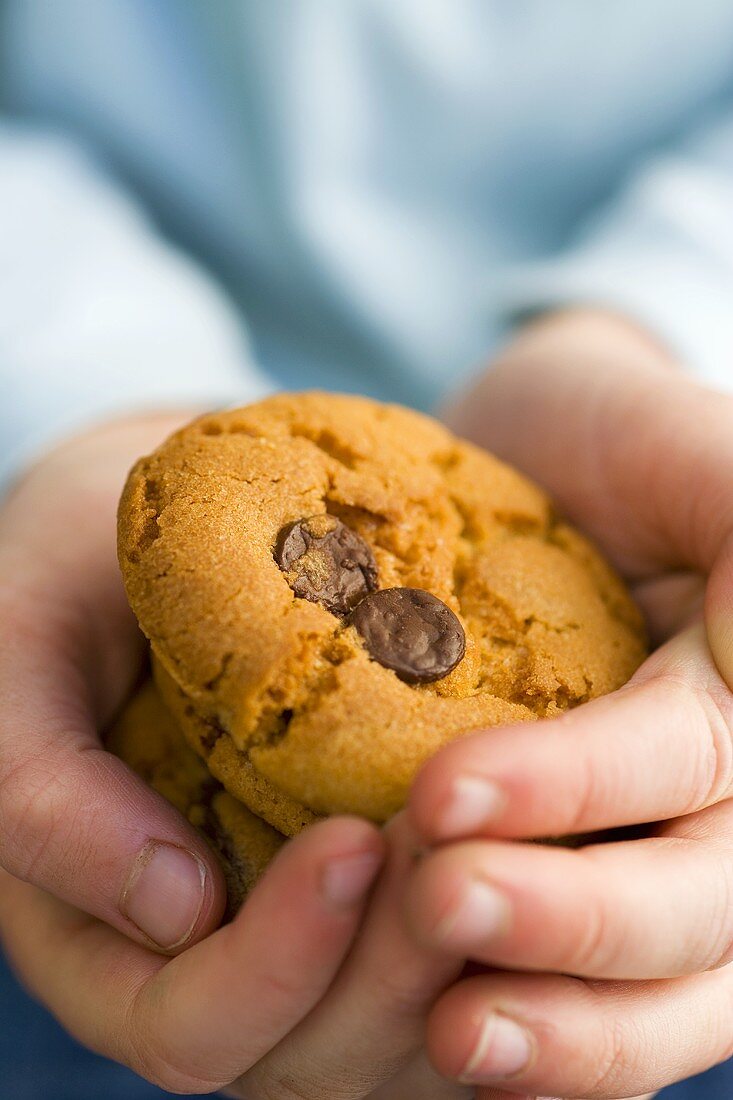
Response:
2,0,733,486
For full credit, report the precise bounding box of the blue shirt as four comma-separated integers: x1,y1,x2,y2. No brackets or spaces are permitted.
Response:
2,0,733,486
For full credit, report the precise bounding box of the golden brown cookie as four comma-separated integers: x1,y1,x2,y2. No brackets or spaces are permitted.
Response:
118,392,646,825
105,679,284,911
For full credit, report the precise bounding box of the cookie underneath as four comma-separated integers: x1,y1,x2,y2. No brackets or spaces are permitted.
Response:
105,679,285,912
153,658,321,837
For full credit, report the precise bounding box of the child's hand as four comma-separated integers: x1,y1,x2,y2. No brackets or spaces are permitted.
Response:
0,814,388,1094
0,812,476,1097
228,814,467,1098
0,416,382,1090
402,309,733,1098
0,416,463,1096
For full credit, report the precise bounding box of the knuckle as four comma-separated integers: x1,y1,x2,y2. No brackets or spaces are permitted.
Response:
561,743,599,836
238,1059,384,1100
367,965,436,1020
0,734,98,886
125,1018,224,1095
563,877,618,977
676,679,733,810
0,756,67,881
687,965,733,1069
705,856,733,971
129,1053,213,1094
713,968,733,1062
586,1009,638,1097
713,941,733,972
236,1070,325,1100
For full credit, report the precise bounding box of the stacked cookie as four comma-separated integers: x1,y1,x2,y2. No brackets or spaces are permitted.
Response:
106,680,283,914
109,393,646,909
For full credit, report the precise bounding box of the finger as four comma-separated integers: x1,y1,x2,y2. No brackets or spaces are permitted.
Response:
236,814,462,1100
365,1052,473,1100
0,471,232,948
0,816,384,1093
409,623,733,843
0,642,227,949
448,329,733,578
426,966,733,1097
228,1052,472,1100
405,806,733,980
0,416,229,950
0,868,163,1067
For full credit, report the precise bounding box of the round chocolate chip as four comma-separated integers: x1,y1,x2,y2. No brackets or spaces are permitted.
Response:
350,587,465,683
274,515,378,616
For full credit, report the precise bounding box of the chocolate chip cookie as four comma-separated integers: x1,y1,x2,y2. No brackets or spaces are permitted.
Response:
106,679,284,911
118,392,646,830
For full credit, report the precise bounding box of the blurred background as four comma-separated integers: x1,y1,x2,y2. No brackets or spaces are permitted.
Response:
2,1,733,1096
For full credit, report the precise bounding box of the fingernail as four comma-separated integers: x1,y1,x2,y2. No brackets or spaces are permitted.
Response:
121,841,206,949
433,877,510,947
459,1012,534,1082
437,775,506,837
321,850,382,908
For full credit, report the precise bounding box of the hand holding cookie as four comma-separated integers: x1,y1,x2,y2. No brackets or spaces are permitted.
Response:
0,413,392,1096
0,413,228,950
402,309,733,1098
0,404,476,1100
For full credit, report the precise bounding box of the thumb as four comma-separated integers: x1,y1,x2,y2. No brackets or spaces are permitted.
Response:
0,413,226,950
449,312,733,579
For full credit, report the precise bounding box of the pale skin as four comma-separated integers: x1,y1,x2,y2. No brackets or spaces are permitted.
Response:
1,306,730,1097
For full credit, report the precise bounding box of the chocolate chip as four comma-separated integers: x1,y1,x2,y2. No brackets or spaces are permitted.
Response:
350,587,465,683
274,515,378,616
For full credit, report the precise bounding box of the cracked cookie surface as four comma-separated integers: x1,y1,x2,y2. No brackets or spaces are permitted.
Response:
105,679,284,911
118,392,647,826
